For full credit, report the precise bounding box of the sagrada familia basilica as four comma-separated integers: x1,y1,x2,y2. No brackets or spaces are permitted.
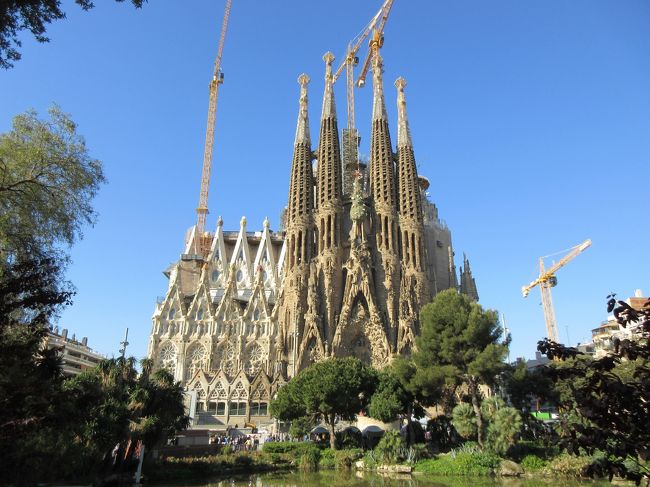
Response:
148,52,478,428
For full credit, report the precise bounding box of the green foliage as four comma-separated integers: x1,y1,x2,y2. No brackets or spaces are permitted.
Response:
318,448,336,468
537,294,650,486
414,289,509,447
298,446,321,471
0,106,105,259
520,454,547,472
222,445,234,455
451,403,477,439
503,359,556,411
486,406,522,456
334,448,363,468
541,453,591,478
368,369,411,422
374,430,406,465
415,451,501,476
289,415,315,439
270,357,377,449
0,1,145,69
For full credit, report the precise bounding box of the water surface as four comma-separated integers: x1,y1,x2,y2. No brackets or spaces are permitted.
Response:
154,469,614,487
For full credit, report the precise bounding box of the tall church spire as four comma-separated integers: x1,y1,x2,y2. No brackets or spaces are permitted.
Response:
395,77,423,225
315,52,344,347
460,253,479,302
368,52,400,349
369,52,397,210
287,74,314,228
395,77,429,352
316,52,343,210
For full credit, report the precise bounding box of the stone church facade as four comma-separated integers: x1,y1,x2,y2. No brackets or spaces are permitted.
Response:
148,53,477,428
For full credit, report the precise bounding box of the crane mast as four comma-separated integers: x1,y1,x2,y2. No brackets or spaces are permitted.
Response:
333,0,394,194
522,239,592,342
196,0,232,256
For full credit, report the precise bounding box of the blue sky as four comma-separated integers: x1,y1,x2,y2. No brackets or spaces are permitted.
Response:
1,0,648,361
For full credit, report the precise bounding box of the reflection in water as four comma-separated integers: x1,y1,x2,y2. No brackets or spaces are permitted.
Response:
155,469,612,487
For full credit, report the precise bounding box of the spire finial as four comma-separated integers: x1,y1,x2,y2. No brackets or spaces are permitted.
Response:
263,216,270,229
321,52,336,119
240,215,247,228
295,73,311,145
217,215,223,227
371,52,387,121
395,76,412,147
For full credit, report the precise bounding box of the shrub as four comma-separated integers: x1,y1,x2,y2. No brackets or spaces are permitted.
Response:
374,431,406,464
415,451,500,476
486,407,522,455
221,445,234,455
334,448,363,469
405,443,430,464
520,454,547,472
262,441,299,454
542,453,591,478
298,446,320,471
452,403,477,439
319,448,336,468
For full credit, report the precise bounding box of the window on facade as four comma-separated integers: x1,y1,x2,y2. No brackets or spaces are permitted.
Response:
229,401,247,416
196,401,205,412
196,308,204,320
236,270,244,282
250,402,268,416
208,401,217,413
211,270,220,282
253,309,260,321
168,308,176,320
216,402,226,415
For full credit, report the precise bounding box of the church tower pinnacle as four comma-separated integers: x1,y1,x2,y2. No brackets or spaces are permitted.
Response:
395,77,429,352
278,74,315,375
369,52,400,347
314,52,345,345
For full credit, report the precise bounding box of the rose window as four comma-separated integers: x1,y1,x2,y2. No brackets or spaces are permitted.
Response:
244,344,265,375
159,342,177,372
217,342,236,376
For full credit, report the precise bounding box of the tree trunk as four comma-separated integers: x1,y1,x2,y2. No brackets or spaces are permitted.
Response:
407,404,415,446
469,379,484,448
327,414,337,450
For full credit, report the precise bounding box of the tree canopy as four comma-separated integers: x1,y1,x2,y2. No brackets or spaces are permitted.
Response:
412,289,509,447
270,357,377,449
0,106,105,260
0,0,144,68
537,294,650,484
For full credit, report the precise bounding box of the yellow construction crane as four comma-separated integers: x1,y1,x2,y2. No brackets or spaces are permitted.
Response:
522,239,592,342
332,0,394,139
195,0,232,256
356,0,394,89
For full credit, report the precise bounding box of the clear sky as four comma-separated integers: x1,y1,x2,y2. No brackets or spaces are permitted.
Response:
1,0,648,361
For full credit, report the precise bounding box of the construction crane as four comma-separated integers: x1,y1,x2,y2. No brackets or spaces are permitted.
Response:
522,239,592,342
356,0,395,89
195,0,232,256
332,0,394,194
333,0,394,137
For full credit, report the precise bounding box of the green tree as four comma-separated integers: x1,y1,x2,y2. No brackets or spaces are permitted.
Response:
413,289,509,448
270,357,377,450
0,0,145,68
368,363,425,445
0,106,105,260
537,293,650,484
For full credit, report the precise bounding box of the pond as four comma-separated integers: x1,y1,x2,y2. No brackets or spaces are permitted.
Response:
152,469,613,487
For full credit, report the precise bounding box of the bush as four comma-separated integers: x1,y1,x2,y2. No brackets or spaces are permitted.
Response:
298,446,320,471
334,448,363,468
221,445,234,455
486,407,522,455
319,448,336,468
452,403,477,439
415,451,500,476
374,431,406,465
262,441,299,454
520,454,547,472
542,453,591,478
